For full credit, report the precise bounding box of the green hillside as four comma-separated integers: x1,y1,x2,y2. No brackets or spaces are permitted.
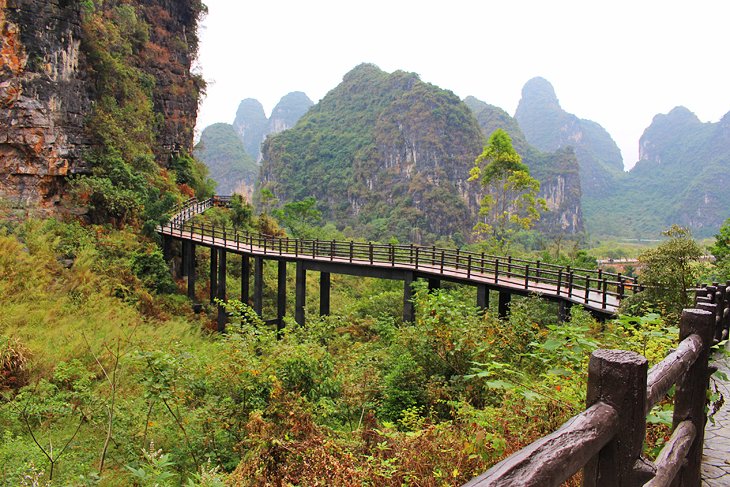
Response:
260,64,485,244
194,123,259,195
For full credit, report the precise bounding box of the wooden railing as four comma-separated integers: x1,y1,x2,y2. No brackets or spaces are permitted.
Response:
463,283,730,487
160,197,640,312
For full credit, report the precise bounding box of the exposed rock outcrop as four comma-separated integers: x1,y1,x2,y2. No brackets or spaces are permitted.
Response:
0,0,202,210
0,0,91,208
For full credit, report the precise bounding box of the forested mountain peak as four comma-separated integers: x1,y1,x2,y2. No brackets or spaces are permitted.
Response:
260,64,486,244
268,91,314,134
515,76,623,199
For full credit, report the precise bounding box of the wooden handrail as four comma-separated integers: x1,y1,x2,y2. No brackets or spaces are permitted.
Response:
462,307,720,487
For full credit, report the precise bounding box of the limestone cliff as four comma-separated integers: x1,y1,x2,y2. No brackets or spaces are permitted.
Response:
0,0,203,210
233,98,268,162
267,91,313,136
591,106,730,237
194,123,258,197
0,0,90,208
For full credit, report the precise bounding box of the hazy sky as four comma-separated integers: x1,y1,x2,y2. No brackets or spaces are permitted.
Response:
195,0,730,170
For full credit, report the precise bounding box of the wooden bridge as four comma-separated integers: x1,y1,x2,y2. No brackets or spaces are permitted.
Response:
157,196,730,486
158,196,639,331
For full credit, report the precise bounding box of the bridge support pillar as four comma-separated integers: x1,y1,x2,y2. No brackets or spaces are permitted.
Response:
254,257,264,316
295,261,306,325
558,300,573,322
217,249,227,332
477,285,489,313
320,272,331,317
498,291,511,318
162,235,172,262
209,247,217,303
277,261,287,333
428,278,440,292
241,255,250,306
181,240,189,278
186,243,196,301
403,272,415,323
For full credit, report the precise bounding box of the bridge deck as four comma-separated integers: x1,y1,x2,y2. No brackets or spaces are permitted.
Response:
162,227,620,315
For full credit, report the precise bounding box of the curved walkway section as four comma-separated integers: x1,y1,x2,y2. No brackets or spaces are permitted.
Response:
159,197,638,317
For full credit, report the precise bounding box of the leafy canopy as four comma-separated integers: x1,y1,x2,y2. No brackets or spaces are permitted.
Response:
469,129,546,249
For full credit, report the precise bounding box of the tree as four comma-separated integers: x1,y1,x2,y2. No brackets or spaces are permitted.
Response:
273,196,323,239
710,217,730,263
468,129,546,250
623,225,703,321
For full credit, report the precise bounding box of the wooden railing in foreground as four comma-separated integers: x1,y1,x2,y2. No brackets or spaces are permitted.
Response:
463,283,730,487
163,197,639,313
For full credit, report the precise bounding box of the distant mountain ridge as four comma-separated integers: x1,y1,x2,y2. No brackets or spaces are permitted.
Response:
515,77,623,199
233,92,313,161
513,77,730,238
589,106,730,237
196,92,313,197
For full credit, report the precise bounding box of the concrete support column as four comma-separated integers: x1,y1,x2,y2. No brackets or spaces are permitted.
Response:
254,257,264,316
162,235,172,262
295,261,306,325
241,255,250,305
181,240,189,278
186,243,196,300
320,272,331,317
498,291,511,318
428,278,440,292
209,247,217,303
477,284,489,312
216,248,227,332
559,300,573,322
277,261,287,332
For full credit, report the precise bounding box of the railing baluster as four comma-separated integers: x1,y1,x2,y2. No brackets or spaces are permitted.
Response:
524,265,529,289
495,258,499,283
467,255,472,279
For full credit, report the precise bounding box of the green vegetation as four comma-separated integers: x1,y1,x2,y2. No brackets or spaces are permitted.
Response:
621,225,704,322
194,124,258,195
1,199,702,485
469,129,546,250
72,1,212,228
260,63,484,245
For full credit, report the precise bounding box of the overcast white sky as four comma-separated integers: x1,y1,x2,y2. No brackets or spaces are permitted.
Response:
195,0,730,170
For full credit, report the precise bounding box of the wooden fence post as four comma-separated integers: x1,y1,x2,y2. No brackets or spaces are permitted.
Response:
672,308,715,487
583,349,653,487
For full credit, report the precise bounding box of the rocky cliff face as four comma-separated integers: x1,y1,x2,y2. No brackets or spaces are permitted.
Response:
0,0,91,208
515,77,623,199
233,98,268,162
465,96,584,235
0,0,202,210
194,123,258,197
